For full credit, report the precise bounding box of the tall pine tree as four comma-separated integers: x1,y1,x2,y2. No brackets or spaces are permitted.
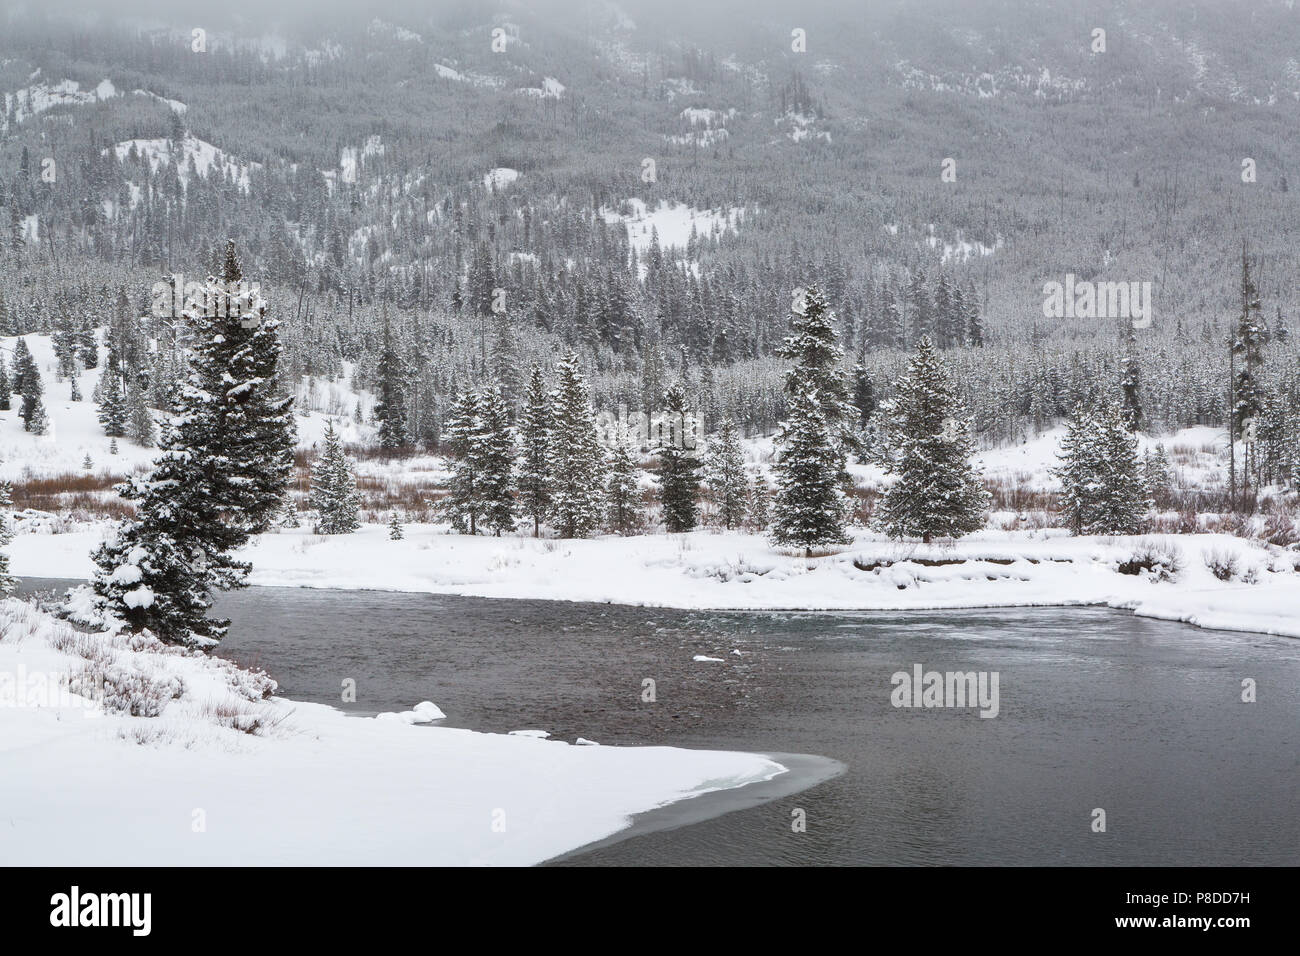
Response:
374,311,410,450
518,365,552,537
440,389,485,535
548,351,606,538
704,417,747,529
657,383,701,533
874,337,989,542
771,389,850,554
477,384,517,535
310,420,361,534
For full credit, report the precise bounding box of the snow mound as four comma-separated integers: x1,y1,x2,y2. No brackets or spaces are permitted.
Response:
0,598,785,865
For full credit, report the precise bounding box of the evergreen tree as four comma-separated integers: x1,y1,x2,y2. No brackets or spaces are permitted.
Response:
309,420,361,534
72,248,298,645
852,363,876,428
0,357,9,411
81,416,248,646
747,472,772,532
82,454,93,470
207,243,298,534
778,285,858,461
489,312,523,407
657,383,702,532
440,389,485,534
477,384,517,535
874,337,990,542
704,417,747,529
517,365,552,537
0,481,13,596
1119,324,1143,431
1053,402,1151,535
1233,249,1267,487
548,350,606,538
771,389,850,555
13,338,47,434
1143,443,1174,510
964,280,984,346
374,313,410,450
388,512,404,540
96,370,128,437
127,384,155,447
109,438,119,455
605,432,641,534
277,490,300,529
70,375,82,402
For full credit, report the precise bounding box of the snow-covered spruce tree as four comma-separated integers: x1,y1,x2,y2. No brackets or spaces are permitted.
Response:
1053,401,1152,535
1143,444,1174,509
0,357,10,410
606,430,641,534
771,389,851,555
207,243,297,535
1233,249,1267,489
1119,324,1143,432
517,365,551,537
852,363,876,428
704,416,747,529
13,338,47,435
96,350,129,438
10,338,34,396
374,312,410,450
548,351,606,538
778,285,859,463
70,376,81,402
477,384,516,536
747,472,772,532
127,383,155,447
388,512,404,540
440,388,485,534
309,420,361,535
74,247,299,645
0,480,14,595
82,413,252,646
874,336,990,543
657,383,701,532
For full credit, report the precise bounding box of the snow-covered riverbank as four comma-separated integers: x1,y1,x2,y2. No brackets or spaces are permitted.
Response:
0,598,787,865
10,523,1300,639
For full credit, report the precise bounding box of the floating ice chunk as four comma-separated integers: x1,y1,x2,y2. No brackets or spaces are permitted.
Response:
412,701,446,721
693,655,724,662
508,729,550,738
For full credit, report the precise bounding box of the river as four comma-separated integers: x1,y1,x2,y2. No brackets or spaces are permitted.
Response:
17,579,1300,865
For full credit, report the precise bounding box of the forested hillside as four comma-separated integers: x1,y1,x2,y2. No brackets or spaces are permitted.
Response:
2,0,1299,444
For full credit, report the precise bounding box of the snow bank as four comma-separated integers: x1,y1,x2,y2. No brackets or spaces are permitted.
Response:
11,526,1299,639
0,598,786,865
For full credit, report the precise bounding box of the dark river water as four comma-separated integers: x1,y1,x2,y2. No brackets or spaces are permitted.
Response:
18,578,1300,865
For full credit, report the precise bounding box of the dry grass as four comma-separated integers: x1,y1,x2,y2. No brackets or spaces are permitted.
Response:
198,698,289,736
9,471,138,520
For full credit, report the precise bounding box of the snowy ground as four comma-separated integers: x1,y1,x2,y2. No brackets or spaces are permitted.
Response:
0,333,375,482
10,524,1300,640
0,598,786,865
